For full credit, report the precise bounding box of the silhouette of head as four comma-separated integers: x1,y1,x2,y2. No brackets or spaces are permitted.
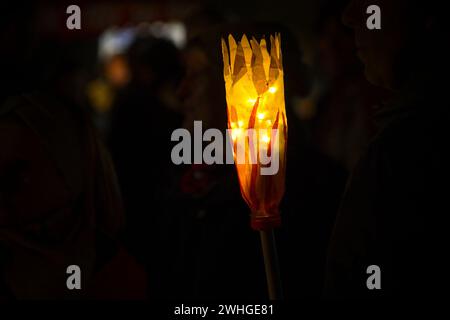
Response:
343,0,445,91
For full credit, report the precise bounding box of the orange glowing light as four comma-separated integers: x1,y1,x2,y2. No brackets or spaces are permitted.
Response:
221,33,288,230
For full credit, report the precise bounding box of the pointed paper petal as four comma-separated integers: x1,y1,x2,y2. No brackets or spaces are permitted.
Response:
241,34,252,66
250,38,267,95
221,38,230,77
232,41,247,84
228,34,237,75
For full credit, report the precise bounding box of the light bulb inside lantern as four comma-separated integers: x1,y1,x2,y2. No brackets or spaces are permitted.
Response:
231,128,242,141
248,98,257,105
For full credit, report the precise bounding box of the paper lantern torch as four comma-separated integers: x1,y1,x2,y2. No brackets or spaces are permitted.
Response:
221,33,287,300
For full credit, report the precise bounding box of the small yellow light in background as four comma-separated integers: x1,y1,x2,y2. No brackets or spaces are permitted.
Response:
238,120,244,127
269,86,277,94
266,120,272,126
248,98,257,105
257,113,265,120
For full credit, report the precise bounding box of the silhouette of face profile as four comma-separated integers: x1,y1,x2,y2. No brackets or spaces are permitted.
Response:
342,0,431,90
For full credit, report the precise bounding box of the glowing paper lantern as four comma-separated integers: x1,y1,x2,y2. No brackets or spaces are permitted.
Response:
221,33,287,299
221,33,288,231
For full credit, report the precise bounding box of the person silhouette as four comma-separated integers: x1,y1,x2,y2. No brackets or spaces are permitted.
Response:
325,0,450,298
